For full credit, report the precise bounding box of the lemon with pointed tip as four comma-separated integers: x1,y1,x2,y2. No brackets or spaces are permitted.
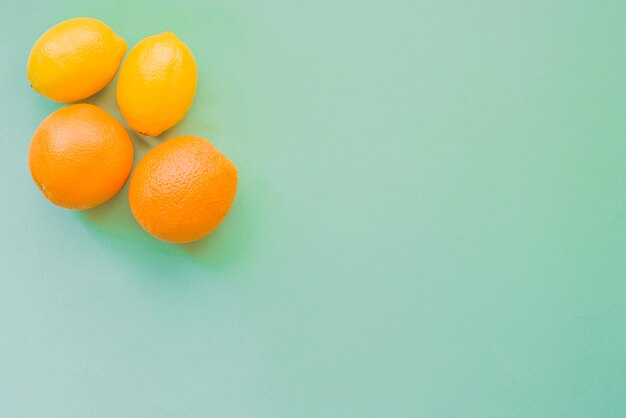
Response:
27,17,127,102
116,32,198,137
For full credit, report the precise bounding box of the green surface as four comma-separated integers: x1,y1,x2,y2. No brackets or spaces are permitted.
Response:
2,0,626,416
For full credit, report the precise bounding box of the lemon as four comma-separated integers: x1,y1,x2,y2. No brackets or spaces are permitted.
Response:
27,18,127,103
116,32,197,137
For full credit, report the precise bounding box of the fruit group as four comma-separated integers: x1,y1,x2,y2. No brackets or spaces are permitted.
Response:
116,32,197,137
129,136,237,243
27,18,127,102
29,104,134,210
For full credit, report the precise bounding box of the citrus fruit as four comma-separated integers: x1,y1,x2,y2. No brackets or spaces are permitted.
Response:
29,104,134,210
129,136,237,244
27,17,127,102
116,32,197,137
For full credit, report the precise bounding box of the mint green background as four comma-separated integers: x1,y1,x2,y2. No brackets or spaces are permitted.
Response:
2,0,626,416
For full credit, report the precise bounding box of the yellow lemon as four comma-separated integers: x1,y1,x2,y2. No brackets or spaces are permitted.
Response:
116,32,197,137
27,17,127,102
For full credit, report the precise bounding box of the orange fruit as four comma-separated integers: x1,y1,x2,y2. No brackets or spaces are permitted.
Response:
29,104,134,210
129,136,238,244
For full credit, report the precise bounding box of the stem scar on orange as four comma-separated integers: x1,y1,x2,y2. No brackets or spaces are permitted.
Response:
129,136,238,244
29,104,134,210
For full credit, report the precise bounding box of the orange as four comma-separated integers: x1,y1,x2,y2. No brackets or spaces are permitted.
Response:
29,104,134,210
129,136,237,244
